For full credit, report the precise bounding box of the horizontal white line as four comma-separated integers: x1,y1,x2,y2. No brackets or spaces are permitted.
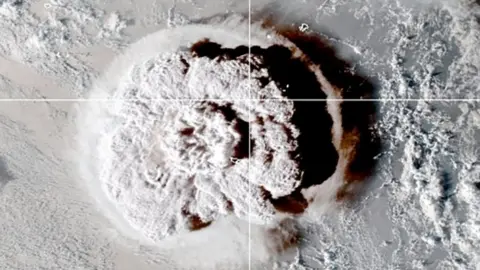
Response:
0,98,478,102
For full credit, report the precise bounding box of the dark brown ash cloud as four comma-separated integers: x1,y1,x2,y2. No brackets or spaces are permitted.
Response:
262,21,380,202
189,28,379,217
190,38,339,215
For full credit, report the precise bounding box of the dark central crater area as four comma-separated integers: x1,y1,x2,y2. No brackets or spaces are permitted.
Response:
197,101,254,162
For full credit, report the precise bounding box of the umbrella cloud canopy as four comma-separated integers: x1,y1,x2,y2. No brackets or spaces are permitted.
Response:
78,18,365,243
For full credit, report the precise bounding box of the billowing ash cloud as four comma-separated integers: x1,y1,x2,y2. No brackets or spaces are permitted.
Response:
77,15,378,248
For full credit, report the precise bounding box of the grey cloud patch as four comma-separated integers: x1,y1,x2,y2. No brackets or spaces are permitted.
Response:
0,156,14,191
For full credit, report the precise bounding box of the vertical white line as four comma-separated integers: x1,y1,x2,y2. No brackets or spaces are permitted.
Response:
247,0,252,269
